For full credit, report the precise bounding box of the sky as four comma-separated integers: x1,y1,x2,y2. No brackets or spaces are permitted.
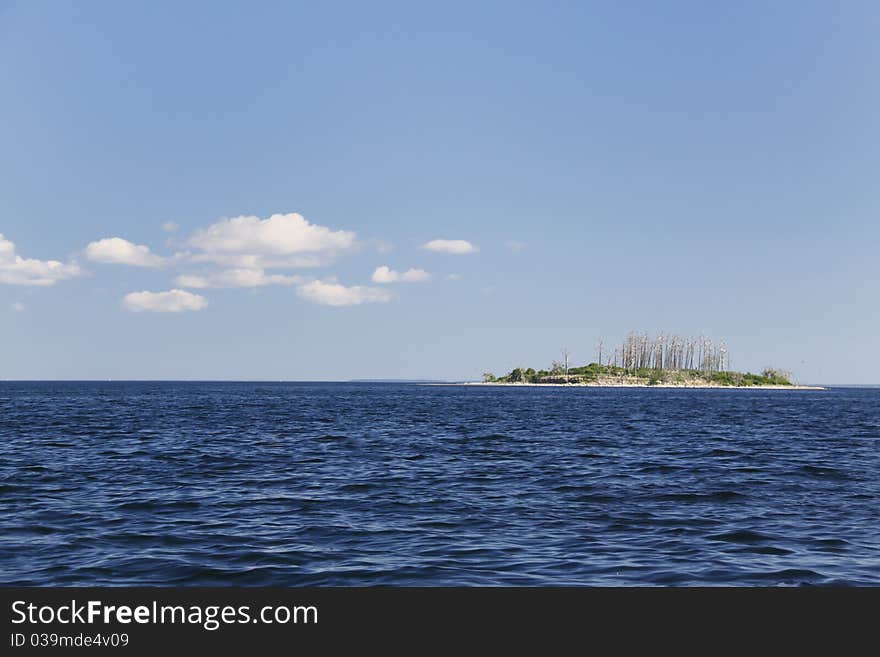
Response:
1,1,878,383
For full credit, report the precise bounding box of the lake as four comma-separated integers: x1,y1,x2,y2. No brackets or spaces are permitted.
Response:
1,382,877,585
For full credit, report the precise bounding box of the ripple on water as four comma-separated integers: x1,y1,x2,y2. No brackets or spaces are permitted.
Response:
708,530,777,544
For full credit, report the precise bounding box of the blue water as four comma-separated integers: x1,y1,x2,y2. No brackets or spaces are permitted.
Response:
1,382,878,586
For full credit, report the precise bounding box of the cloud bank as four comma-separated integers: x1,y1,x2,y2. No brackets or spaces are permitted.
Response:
0,234,82,286
296,280,393,307
422,239,478,254
4,212,479,314
371,266,431,283
85,237,165,267
123,289,208,313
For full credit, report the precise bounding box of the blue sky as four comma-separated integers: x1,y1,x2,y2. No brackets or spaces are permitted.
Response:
1,1,878,383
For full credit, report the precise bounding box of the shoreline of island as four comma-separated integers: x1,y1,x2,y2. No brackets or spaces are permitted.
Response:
440,381,825,390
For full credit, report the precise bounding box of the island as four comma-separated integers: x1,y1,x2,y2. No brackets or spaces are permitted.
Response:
474,332,823,389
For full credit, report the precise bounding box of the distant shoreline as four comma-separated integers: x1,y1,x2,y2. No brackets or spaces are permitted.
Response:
438,382,826,390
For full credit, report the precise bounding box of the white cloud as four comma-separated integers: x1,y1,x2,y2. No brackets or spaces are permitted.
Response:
161,221,179,233
446,273,462,281
123,289,208,313
85,237,165,267
422,239,479,255
0,234,82,286
371,265,431,283
296,280,393,307
12,302,24,312
175,269,303,289
180,213,355,270
187,213,355,263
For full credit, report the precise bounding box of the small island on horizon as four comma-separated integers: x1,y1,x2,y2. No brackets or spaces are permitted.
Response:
472,332,823,390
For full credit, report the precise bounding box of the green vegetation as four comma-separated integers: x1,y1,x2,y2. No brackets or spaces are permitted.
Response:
704,368,793,387
484,364,793,387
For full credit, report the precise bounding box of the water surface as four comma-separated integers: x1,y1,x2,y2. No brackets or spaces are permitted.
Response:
1,382,877,585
